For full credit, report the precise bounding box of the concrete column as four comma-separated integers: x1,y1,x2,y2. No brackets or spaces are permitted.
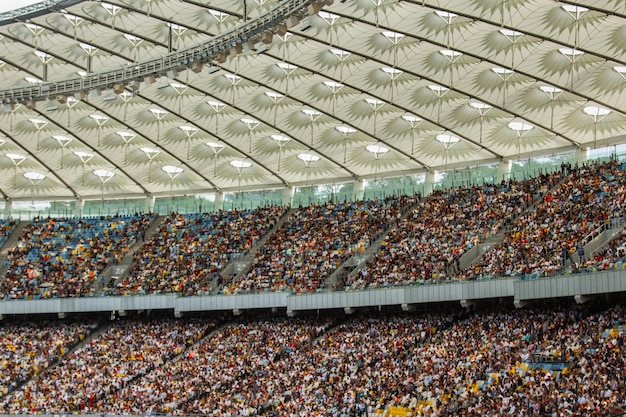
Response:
353,179,365,201
144,195,155,213
3,199,12,220
282,186,294,207
423,171,437,196
214,191,224,211
74,198,84,218
497,159,512,182
575,147,589,164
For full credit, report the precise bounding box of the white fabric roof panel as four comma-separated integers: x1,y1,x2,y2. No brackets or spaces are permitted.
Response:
0,0,623,201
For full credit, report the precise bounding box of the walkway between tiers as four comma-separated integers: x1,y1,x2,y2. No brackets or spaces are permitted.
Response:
0,220,30,279
93,215,165,295
454,172,571,275
217,207,297,292
327,198,422,290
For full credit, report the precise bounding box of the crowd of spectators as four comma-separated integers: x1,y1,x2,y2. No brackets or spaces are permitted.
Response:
0,318,216,413
0,321,96,396
0,219,17,248
228,196,417,294
345,173,560,289
0,214,155,300
0,301,625,416
3,161,626,300
94,317,334,415
108,206,288,296
575,228,626,273
461,161,626,280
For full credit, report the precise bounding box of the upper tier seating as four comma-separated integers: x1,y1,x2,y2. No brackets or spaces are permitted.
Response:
461,160,626,280
346,173,560,289
229,195,417,294
0,214,155,300
109,206,288,296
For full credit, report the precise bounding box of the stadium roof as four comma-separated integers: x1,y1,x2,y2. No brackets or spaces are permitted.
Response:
0,0,625,202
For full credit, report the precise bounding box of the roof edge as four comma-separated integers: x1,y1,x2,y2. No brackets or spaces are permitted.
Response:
0,0,84,25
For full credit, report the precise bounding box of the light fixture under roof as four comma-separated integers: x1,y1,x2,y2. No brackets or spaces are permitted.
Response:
168,22,185,32
169,81,187,89
613,66,626,76
101,2,121,13
402,114,422,123
298,153,319,163
271,134,291,143
302,108,322,117
141,147,160,157
365,98,385,107
439,49,463,58
162,165,183,174
34,50,52,60
324,81,344,90
381,67,403,76
80,43,98,54
499,28,523,38
539,85,563,94
123,33,141,43
492,67,514,75
240,117,259,126
118,90,133,100
436,134,460,145
318,11,340,24
230,160,252,169
52,134,73,143
93,169,115,182
435,10,457,23
428,85,449,94
224,73,242,82
24,23,42,31
24,171,46,181
116,132,136,162
561,4,588,14
336,125,357,134
64,14,83,24
508,121,534,135
277,62,298,72
209,9,229,19
469,102,492,110
149,108,168,117
206,141,225,149
583,106,611,118
6,153,26,163
28,118,47,126
559,48,584,57
265,91,284,100
179,125,198,134
382,31,404,42
330,48,351,61
89,114,108,123
207,100,226,109
366,144,389,156
74,151,93,160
